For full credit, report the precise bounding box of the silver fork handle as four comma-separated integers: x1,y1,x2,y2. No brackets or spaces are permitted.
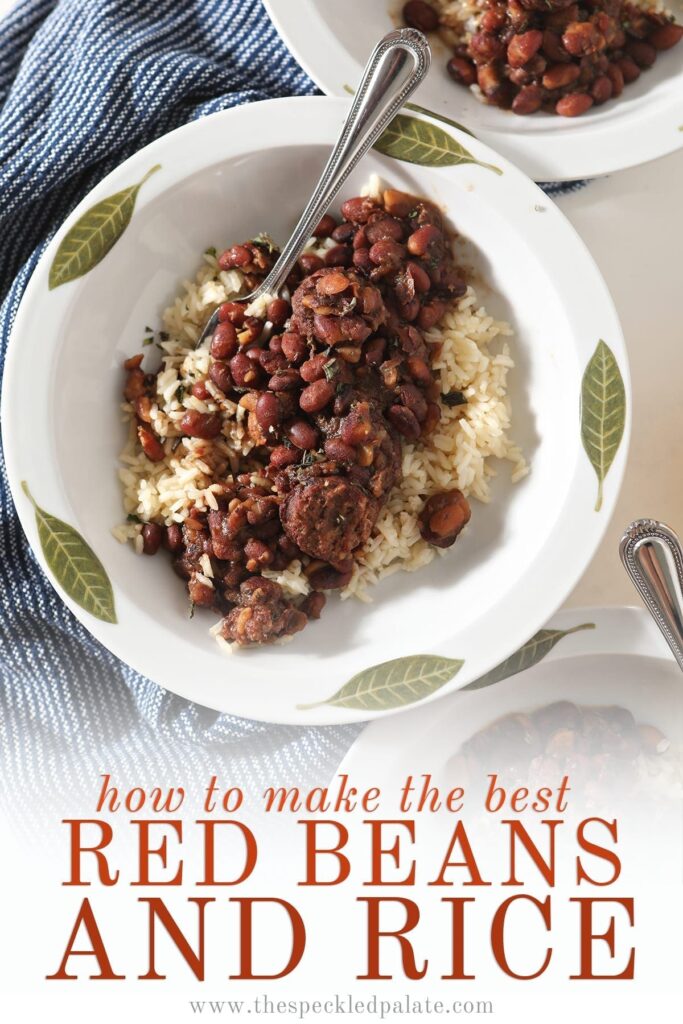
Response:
255,28,431,299
620,519,683,671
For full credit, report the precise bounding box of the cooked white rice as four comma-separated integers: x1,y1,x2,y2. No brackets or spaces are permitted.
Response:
114,181,527,614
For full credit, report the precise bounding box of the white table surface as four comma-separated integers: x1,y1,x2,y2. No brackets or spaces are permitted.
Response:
1,0,680,612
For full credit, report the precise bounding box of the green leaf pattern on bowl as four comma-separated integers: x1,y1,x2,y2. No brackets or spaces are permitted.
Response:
21,482,117,624
581,339,626,512
48,164,161,289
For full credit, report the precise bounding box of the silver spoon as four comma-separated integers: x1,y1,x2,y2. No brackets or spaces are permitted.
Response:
195,27,431,349
620,519,683,671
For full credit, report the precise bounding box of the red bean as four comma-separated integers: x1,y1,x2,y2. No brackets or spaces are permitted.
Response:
138,426,165,462
340,406,372,446
400,298,420,323
649,23,683,50
324,437,357,463
562,21,603,57
625,40,657,69
211,321,238,360
542,62,581,89
217,301,246,326
317,270,351,295
406,261,431,293
606,62,624,97
180,410,222,439
447,55,477,86
402,0,439,32
218,244,251,269
192,380,211,401
388,404,421,440
300,379,335,414
257,350,287,376
353,248,373,274
269,445,300,470
555,92,594,117
300,354,328,382
255,392,282,432
399,383,428,422
287,420,319,450
299,252,324,274
512,84,544,115
481,8,506,32
163,524,183,553
325,244,353,268
369,239,406,267
617,56,641,84
142,523,163,555
209,360,233,394
308,564,353,590
331,223,355,242
407,224,441,257
365,217,404,244
470,31,506,63
353,228,368,250
591,75,613,105
281,332,307,363
268,368,301,391
301,591,326,618
417,300,446,330
507,29,543,68
340,196,378,224
267,298,291,328
229,351,255,388
406,356,433,385
313,214,337,238
364,337,386,367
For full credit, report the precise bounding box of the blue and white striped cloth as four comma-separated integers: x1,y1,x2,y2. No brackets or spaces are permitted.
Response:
0,0,585,826
0,0,365,824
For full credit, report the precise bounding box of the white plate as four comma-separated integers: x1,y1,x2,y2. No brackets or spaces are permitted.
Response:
340,606,683,784
265,0,683,182
1,96,629,725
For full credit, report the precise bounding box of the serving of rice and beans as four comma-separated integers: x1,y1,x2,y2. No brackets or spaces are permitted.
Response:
402,0,682,116
114,180,526,649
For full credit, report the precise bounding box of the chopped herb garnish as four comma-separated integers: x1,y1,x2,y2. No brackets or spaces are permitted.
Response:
142,337,154,347
408,209,419,220
126,513,141,523
301,450,314,466
323,359,340,382
251,232,279,255
175,384,186,403
204,246,217,258
442,390,467,408
283,437,294,449
159,330,169,341
144,325,153,332
189,601,196,619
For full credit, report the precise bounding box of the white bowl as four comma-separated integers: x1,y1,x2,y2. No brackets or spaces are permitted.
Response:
265,0,683,181
1,96,629,724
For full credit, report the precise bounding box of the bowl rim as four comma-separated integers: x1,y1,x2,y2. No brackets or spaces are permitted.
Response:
1,95,631,725
264,0,683,183
338,604,680,778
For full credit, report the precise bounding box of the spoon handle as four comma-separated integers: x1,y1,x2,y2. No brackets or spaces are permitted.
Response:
255,28,431,298
620,519,683,671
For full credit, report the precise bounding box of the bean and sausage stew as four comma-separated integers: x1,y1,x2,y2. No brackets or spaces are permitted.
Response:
452,701,680,808
123,189,473,647
402,0,683,117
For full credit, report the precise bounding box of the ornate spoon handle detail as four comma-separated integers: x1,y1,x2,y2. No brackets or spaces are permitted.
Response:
620,518,683,671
